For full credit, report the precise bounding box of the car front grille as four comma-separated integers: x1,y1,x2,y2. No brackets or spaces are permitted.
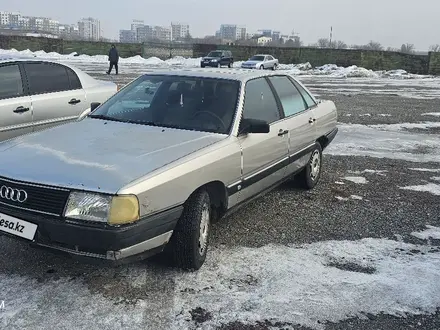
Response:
0,177,70,216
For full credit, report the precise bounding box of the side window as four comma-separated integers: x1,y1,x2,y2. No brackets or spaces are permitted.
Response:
67,68,82,89
0,64,24,100
242,78,281,124
24,62,71,95
268,76,307,117
267,56,274,61
289,78,317,108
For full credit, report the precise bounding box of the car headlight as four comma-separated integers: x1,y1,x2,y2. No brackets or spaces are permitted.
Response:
211,59,217,62
64,192,140,225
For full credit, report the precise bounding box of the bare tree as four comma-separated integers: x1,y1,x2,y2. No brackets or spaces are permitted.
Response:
317,38,330,48
364,41,383,51
386,47,399,52
316,38,347,49
400,43,415,54
429,44,440,52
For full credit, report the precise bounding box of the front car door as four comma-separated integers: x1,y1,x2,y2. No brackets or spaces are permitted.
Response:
23,61,86,133
0,62,33,141
235,77,289,202
267,75,318,176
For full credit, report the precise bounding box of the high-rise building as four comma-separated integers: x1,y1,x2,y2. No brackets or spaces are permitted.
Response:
235,26,246,40
131,19,144,32
119,29,137,43
136,25,170,42
219,24,237,41
0,11,21,27
78,17,101,41
258,29,272,37
171,22,190,40
272,31,281,41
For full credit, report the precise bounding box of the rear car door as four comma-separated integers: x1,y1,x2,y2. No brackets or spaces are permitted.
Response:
236,77,289,202
0,62,33,141
23,62,86,133
267,75,317,175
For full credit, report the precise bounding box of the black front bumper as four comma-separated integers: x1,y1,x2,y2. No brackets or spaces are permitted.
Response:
0,204,182,264
201,61,221,67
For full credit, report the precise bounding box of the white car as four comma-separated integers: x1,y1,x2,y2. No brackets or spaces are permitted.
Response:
241,54,279,70
0,56,118,141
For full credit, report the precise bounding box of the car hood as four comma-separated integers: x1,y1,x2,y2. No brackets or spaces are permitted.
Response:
243,60,262,65
0,118,226,193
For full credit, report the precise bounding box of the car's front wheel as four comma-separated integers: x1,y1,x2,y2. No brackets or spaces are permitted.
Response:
167,189,211,270
296,142,323,189
259,65,264,70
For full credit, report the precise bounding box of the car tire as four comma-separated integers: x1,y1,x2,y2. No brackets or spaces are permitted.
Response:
201,64,205,68
217,63,221,68
296,142,323,190
167,189,211,270
272,64,278,71
228,61,232,68
259,65,264,70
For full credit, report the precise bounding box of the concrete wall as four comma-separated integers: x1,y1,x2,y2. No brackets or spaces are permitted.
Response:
192,43,430,74
428,52,440,75
142,42,193,59
0,35,437,75
0,35,142,57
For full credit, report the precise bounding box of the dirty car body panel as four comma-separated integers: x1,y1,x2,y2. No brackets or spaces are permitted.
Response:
0,68,337,266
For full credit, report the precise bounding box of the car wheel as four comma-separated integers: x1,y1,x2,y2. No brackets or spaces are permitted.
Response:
259,65,264,70
228,61,232,68
272,64,277,71
167,189,211,270
217,63,221,68
296,142,323,190
201,64,205,68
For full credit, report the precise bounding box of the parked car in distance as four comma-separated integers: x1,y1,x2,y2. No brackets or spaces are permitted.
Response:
0,56,118,142
241,54,279,70
0,69,338,270
201,50,234,68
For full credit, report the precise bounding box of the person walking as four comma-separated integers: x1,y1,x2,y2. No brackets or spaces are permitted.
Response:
107,44,119,75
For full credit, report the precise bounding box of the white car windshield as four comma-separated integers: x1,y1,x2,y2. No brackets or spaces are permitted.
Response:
88,74,241,134
250,55,265,61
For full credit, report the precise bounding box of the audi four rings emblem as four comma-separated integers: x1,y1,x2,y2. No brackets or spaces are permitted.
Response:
0,185,28,203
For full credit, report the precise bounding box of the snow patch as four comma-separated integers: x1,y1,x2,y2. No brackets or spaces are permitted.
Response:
378,114,392,117
335,181,345,185
371,122,440,131
409,168,440,173
326,124,440,163
411,225,440,240
431,177,440,181
363,169,388,176
343,176,369,184
422,113,440,117
400,183,440,195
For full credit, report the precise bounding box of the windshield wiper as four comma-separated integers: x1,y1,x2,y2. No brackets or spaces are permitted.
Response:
88,114,120,121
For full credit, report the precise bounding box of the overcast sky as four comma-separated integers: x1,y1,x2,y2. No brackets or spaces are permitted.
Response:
3,0,440,50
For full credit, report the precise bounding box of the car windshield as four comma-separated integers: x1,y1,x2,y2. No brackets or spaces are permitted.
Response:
88,74,241,134
250,55,265,61
207,51,223,57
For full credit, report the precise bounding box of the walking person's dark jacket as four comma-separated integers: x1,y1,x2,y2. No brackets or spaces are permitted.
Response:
108,46,119,63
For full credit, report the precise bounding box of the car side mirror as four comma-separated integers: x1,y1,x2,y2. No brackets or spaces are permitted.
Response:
239,118,270,135
90,102,101,111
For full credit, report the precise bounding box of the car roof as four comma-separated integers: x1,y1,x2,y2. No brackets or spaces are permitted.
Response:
140,68,291,82
253,54,272,56
0,56,102,88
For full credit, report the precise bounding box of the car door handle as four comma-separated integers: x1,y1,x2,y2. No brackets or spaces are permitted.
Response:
309,118,316,124
278,129,288,136
13,106,30,113
68,98,81,105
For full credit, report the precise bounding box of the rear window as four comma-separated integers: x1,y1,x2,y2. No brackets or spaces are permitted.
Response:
0,64,24,100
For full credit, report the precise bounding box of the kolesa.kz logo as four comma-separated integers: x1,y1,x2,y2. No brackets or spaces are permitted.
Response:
0,216,25,233
0,185,28,203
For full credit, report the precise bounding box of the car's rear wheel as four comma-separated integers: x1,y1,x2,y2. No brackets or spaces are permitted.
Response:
167,189,211,270
228,61,232,68
272,64,278,71
296,142,323,190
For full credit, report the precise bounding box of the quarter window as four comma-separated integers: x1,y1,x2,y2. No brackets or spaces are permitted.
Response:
24,62,71,95
290,78,317,108
67,68,82,89
242,78,281,124
0,64,24,100
268,76,307,117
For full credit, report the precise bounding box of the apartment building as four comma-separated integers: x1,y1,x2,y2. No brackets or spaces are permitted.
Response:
78,17,101,41
171,22,190,40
